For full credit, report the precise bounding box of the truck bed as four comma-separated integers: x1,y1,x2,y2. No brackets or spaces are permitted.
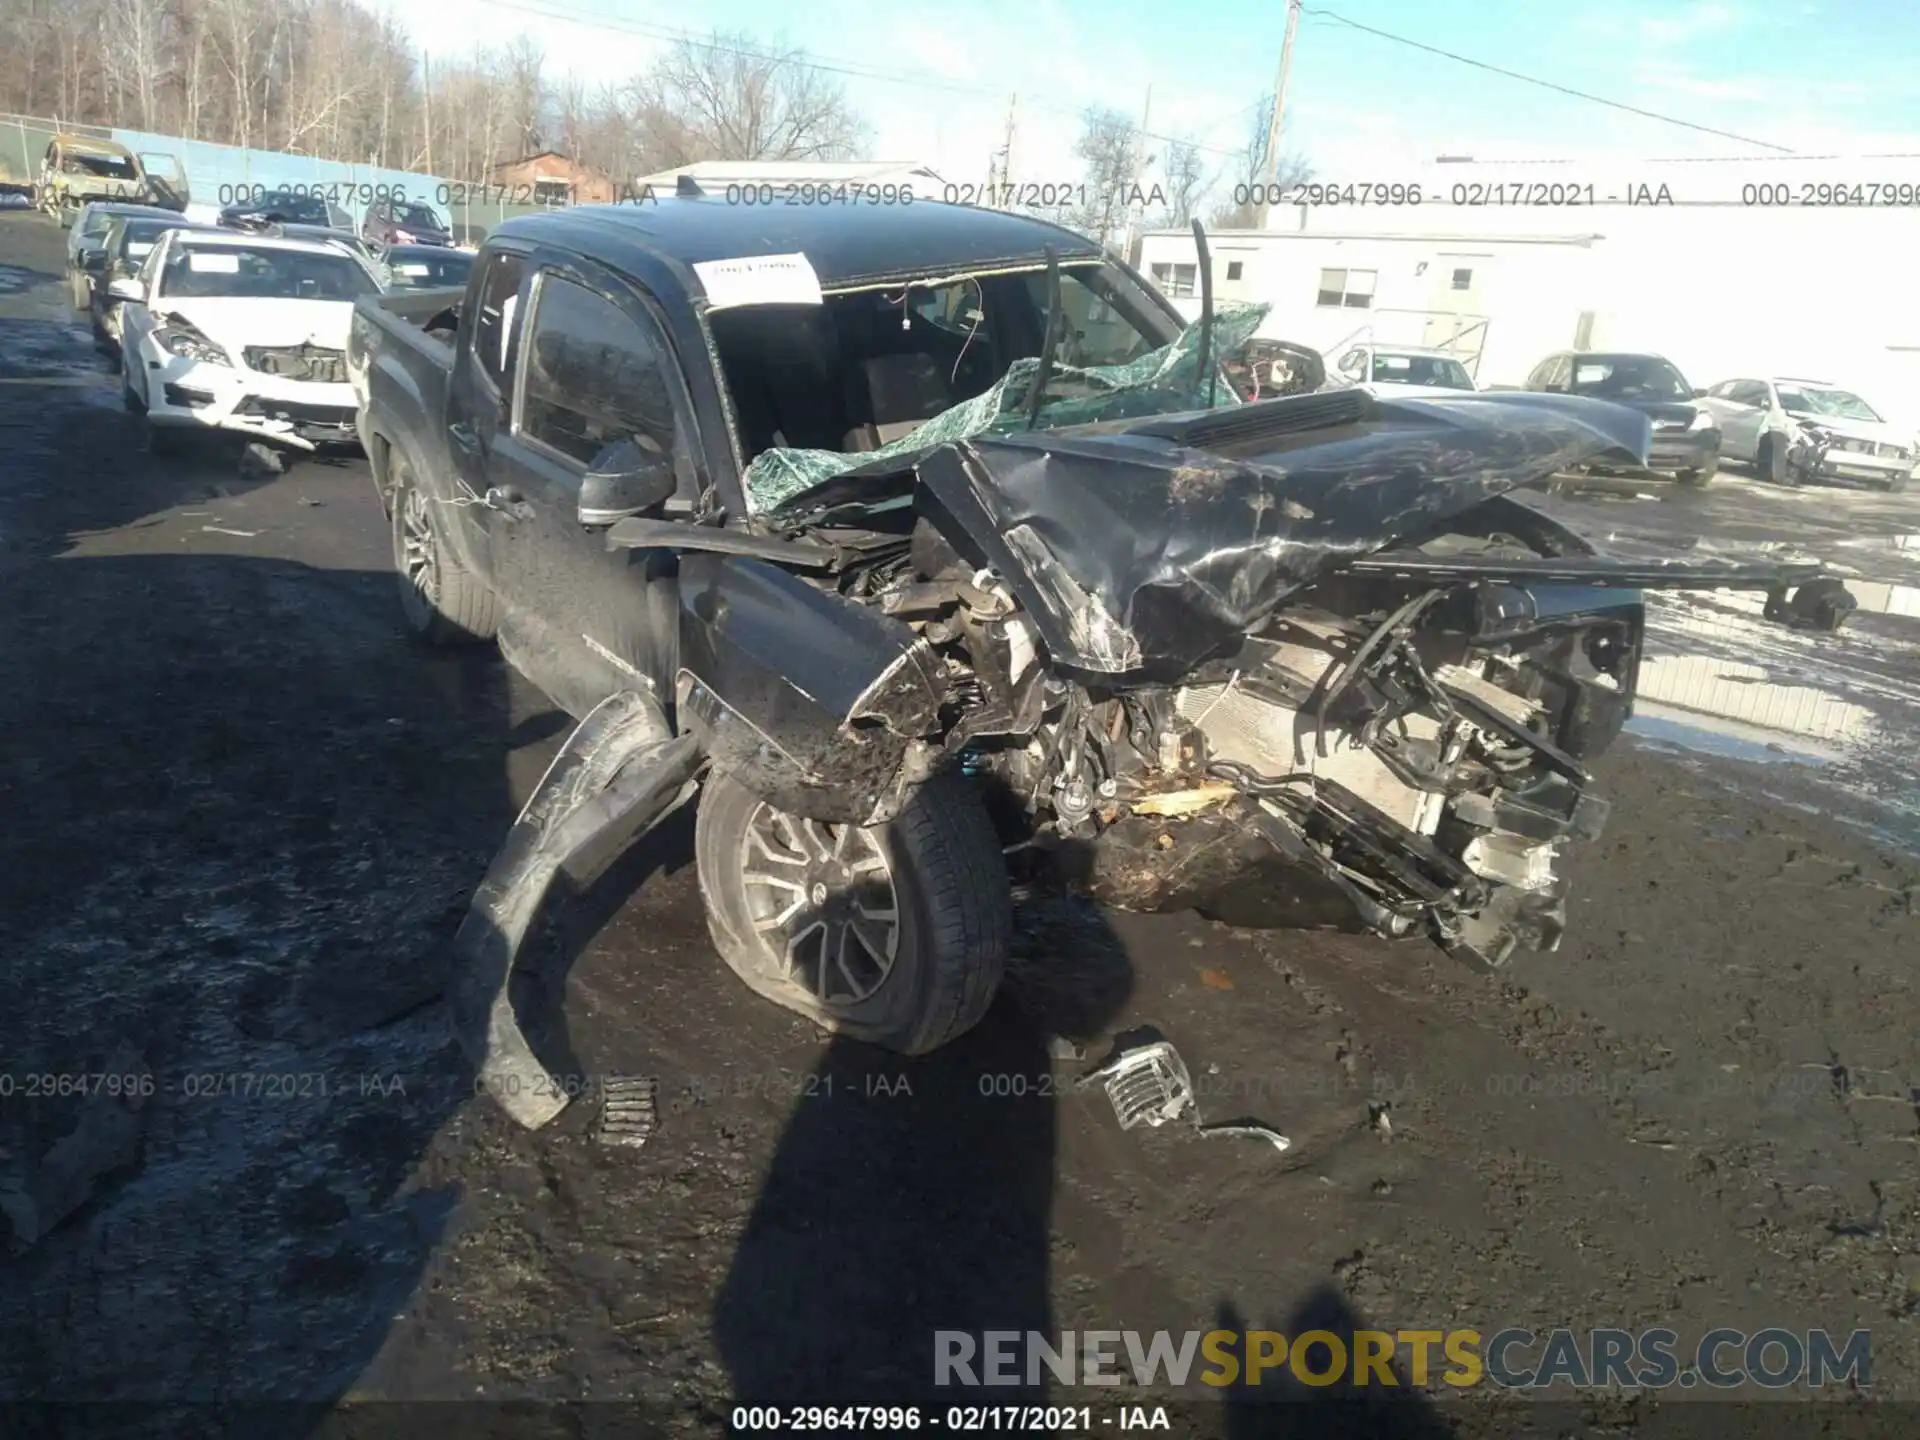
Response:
349,287,464,494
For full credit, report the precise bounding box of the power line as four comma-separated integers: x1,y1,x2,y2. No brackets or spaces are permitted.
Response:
1299,6,1795,154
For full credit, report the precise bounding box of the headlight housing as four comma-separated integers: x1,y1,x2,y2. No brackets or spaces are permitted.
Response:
1687,408,1716,431
156,327,232,367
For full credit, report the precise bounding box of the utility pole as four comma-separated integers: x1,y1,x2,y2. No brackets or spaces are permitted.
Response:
1002,92,1020,197
1121,83,1153,261
1254,0,1301,230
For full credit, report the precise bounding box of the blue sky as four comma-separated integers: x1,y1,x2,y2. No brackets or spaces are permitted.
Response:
382,0,1920,187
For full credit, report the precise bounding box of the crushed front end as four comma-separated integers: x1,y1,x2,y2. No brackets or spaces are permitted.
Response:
791,386,1829,972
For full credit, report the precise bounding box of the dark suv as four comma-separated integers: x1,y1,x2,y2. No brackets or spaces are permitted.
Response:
362,196,453,248
1522,350,1720,485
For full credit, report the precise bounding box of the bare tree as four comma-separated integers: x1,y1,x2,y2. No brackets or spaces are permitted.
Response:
1158,137,1205,228
1207,94,1312,228
1056,105,1136,248
634,30,869,163
501,35,545,158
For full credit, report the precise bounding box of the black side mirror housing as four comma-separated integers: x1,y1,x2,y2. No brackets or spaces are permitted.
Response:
1692,387,1708,398
579,438,678,526
81,248,109,272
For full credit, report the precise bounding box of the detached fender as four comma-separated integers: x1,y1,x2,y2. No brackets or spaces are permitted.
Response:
675,553,948,826
451,689,705,1130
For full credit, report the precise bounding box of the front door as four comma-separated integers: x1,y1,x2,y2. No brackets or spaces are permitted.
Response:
481,255,701,719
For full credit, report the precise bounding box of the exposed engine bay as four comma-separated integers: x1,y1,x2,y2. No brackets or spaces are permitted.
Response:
832,504,1634,968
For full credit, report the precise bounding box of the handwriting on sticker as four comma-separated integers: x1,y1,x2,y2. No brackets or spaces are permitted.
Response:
692,252,823,310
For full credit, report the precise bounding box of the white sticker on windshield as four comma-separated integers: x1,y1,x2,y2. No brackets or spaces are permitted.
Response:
187,252,241,273
128,243,153,257
398,264,430,276
692,252,823,311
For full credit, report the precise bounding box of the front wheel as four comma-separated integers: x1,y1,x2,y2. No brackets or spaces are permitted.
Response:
695,770,1011,1054
1757,433,1794,486
389,453,498,645
1886,471,1911,494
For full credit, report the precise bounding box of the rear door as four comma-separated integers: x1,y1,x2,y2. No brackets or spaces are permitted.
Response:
445,242,531,574
480,249,705,718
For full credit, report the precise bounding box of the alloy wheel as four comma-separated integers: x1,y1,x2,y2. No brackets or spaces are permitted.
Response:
737,804,900,1004
399,484,440,609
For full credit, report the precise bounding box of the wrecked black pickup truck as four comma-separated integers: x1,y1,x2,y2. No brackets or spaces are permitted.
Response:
348,195,1831,1129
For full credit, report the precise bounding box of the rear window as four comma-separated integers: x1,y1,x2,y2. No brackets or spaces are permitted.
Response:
1371,353,1473,389
384,251,474,291
1569,356,1691,401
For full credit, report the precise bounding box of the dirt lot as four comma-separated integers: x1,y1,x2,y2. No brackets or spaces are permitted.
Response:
1,208,1916,1439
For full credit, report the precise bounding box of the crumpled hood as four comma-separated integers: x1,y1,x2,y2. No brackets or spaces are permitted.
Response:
153,297,354,359
912,388,1656,677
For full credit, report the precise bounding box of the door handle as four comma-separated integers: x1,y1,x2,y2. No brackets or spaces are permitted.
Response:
448,421,478,454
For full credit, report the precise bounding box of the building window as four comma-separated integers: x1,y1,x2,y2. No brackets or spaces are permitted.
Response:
1450,267,1472,290
1316,267,1376,309
1151,261,1197,298
1226,260,1244,281
532,178,571,206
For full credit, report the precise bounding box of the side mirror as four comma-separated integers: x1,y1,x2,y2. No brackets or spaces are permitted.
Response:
1692,387,1708,398
81,248,109,272
578,438,677,526
107,277,145,303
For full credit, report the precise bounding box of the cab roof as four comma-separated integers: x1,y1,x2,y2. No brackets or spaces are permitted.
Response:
491,194,1106,293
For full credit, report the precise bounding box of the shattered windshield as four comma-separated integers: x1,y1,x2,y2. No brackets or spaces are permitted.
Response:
1778,386,1881,423
729,270,1259,518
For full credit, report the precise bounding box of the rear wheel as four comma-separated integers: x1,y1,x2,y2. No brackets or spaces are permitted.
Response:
1887,471,1911,494
695,770,1011,1054
389,452,498,645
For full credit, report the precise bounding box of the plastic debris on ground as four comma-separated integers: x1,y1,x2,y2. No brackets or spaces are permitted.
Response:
1079,1033,1290,1154
596,1075,659,1149
742,301,1272,515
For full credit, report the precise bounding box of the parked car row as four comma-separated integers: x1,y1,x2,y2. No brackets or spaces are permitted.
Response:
62,199,474,467
1504,349,1912,493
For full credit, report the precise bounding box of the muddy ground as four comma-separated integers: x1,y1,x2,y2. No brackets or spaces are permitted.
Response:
0,208,1916,1439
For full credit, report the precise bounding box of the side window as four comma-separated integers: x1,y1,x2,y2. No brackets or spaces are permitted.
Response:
517,273,683,471
1546,356,1573,391
1733,381,1767,406
1526,358,1552,388
471,251,528,393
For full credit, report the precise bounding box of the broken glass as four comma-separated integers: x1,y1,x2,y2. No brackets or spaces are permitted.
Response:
741,300,1272,515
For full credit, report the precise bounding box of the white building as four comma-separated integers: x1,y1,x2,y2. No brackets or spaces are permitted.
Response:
1138,155,1920,429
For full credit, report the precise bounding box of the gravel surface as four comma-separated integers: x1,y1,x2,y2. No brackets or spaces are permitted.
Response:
1,209,1915,1439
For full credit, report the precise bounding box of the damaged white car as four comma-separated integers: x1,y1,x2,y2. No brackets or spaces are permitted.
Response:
114,228,380,456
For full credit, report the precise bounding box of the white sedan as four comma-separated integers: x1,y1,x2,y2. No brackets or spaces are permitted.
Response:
1695,376,1915,491
111,227,383,455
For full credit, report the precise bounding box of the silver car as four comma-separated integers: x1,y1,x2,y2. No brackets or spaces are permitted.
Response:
1697,376,1915,491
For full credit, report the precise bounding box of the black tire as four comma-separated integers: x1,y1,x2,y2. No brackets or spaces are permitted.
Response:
1886,470,1910,494
1757,433,1796,486
696,769,1011,1055
121,374,143,413
1678,454,1717,487
389,450,498,644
